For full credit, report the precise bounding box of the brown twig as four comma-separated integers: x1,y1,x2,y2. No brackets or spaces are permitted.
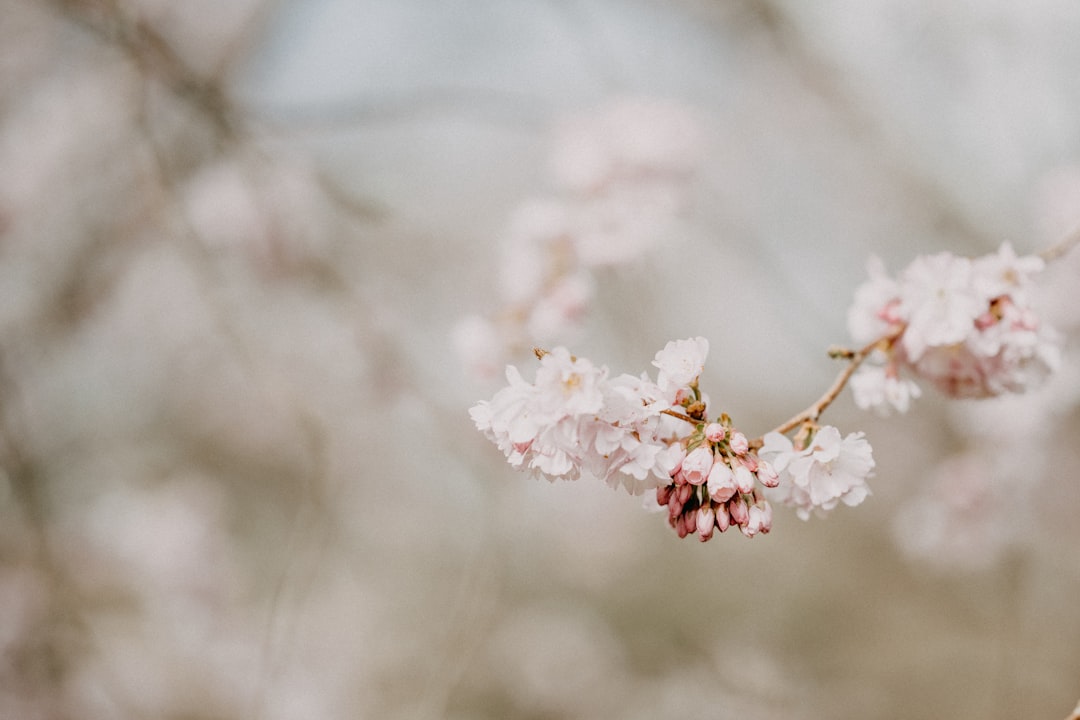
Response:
750,331,901,448
1040,223,1080,263
661,408,698,425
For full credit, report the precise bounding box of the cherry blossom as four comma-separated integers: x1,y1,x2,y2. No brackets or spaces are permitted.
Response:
474,236,1073,543
846,243,1060,410
470,346,682,494
849,363,922,416
759,427,874,520
652,336,709,394
473,338,797,540
455,98,702,381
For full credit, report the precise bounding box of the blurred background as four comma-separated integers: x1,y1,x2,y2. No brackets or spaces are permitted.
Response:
2,1,1080,718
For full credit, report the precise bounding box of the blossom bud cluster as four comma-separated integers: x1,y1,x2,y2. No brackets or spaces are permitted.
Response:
847,243,1060,413
655,423,778,541
454,97,702,380
471,336,878,541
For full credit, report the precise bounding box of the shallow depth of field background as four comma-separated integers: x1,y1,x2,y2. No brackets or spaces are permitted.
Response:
2,1,1080,719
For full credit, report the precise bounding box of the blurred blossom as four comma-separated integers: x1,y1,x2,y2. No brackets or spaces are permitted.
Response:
62,476,236,602
893,454,1016,572
548,96,702,194
455,96,703,380
846,244,1059,405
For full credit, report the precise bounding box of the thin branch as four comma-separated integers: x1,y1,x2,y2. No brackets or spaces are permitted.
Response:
1040,223,1080,263
661,408,699,425
751,331,900,447
52,0,238,137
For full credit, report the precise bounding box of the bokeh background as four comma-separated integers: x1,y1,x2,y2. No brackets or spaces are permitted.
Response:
2,1,1080,718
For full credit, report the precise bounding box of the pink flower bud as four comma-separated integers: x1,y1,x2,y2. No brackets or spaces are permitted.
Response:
728,496,749,526
975,311,998,330
729,432,749,455
655,484,673,506
740,453,758,472
707,460,736,503
696,505,715,541
756,459,779,488
741,503,770,538
759,501,773,534
681,447,712,486
675,388,691,405
733,464,755,494
676,483,693,505
705,423,726,443
714,504,730,532
683,508,697,534
675,514,689,539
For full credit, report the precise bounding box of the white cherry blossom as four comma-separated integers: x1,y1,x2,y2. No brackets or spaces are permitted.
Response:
759,427,874,520
849,364,922,415
471,345,682,494
652,336,709,394
846,243,1061,406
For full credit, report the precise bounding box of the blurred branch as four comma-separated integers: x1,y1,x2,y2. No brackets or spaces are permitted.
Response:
0,350,95,708
1040,223,1080,263
50,0,237,137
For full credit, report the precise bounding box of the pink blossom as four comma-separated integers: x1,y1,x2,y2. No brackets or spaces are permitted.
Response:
452,314,506,381
728,431,749,455
756,459,779,488
696,505,716,542
652,336,709,394
471,345,681,493
680,447,713,486
525,273,595,344
549,97,702,195
850,364,922,416
714,503,731,533
732,464,756,494
704,423,726,443
707,460,736,503
846,243,1060,404
898,253,983,361
741,501,773,538
759,426,874,520
728,495,749,526
847,256,902,345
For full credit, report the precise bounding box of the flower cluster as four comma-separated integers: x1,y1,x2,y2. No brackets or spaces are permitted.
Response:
847,243,1060,412
469,346,685,496
454,97,702,380
471,337,877,540
656,421,778,541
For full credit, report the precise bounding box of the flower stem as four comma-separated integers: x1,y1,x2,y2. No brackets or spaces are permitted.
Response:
661,408,699,425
